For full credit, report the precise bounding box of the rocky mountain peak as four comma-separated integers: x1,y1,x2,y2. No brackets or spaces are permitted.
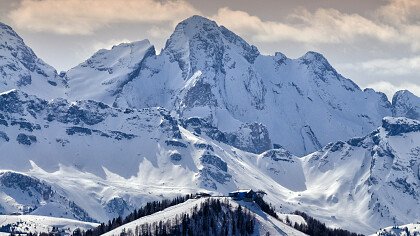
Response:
163,15,259,75
392,90,420,120
0,22,64,99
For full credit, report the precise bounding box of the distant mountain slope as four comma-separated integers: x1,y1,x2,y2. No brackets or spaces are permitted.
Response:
66,40,155,105
392,90,420,120
373,223,420,236
0,215,98,234
296,117,420,233
0,23,65,99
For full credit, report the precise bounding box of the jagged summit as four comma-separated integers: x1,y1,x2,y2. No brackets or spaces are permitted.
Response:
163,15,259,68
0,22,65,99
66,39,155,103
172,15,219,36
392,90,420,120
111,39,151,50
299,51,333,69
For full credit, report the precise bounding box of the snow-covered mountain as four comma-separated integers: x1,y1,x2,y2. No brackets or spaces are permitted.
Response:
1,15,420,235
296,116,420,233
103,198,307,236
0,89,303,222
0,23,65,99
66,40,155,105
373,223,420,236
66,16,399,156
0,215,98,234
2,16,417,156
392,90,420,120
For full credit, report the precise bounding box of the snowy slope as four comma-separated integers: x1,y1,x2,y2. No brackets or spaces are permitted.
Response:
103,198,307,236
66,40,155,105
0,89,305,222
0,171,95,222
373,223,420,236
0,215,98,234
0,23,65,99
293,117,420,233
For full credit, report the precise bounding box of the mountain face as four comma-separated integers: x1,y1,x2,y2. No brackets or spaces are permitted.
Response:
0,23,65,99
0,89,302,222
0,89,419,234
66,40,155,105
66,16,396,156
297,116,420,233
392,90,420,120
0,171,94,222
1,16,420,235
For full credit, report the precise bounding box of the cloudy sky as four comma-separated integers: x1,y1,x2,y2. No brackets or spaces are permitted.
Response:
0,0,419,98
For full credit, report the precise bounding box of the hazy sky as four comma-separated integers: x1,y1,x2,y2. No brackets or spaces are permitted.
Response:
0,0,419,98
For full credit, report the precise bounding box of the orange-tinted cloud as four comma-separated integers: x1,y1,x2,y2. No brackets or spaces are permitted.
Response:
212,7,398,44
9,0,199,35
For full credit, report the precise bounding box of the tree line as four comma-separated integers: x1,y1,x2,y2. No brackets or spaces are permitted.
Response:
78,194,196,236
117,198,255,236
253,194,365,236
290,211,365,236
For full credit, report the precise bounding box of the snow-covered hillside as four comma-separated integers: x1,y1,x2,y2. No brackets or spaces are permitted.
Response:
373,223,420,236
0,215,98,234
103,198,306,236
295,117,420,233
0,23,65,99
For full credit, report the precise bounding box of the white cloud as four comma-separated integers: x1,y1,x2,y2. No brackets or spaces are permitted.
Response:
365,81,420,99
8,0,199,35
147,26,172,39
211,2,420,52
338,56,420,77
376,0,420,25
212,7,397,44
8,0,420,53
92,39,132,52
